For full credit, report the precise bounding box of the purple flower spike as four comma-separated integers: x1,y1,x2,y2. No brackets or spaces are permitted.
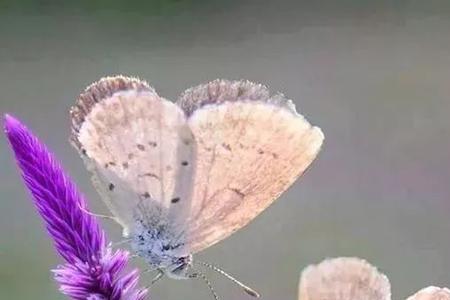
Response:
4,114,147,300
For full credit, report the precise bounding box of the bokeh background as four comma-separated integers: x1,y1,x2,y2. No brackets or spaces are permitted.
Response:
1,1,450,299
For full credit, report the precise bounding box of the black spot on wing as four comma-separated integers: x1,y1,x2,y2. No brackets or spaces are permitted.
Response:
137,144,145,151
105,161,117,169
222,143,231,151
230,188,245,198
108,183,115,191
171,197,180,203
138,172,160,179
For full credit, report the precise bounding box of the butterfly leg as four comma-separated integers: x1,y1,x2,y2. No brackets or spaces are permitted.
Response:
77,203,118,221
143,269,165,290
109,239,132,249
142,266,159,274
151,270,164,285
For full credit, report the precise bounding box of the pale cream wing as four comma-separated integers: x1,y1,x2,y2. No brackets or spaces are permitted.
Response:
177,79,324,253
70,76,196,235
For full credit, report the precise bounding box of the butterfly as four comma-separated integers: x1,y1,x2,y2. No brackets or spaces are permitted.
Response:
70,76,324,298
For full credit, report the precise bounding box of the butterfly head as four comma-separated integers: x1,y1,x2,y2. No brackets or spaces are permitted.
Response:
165,255,193,279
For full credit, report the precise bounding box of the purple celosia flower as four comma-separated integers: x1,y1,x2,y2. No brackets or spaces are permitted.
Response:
4,114,147,300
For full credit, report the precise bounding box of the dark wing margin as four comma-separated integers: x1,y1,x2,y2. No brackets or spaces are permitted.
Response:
70,75,154,148
177,79,301,117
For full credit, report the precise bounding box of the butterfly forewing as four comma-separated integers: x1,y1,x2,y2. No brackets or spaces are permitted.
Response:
70,76,196,236
177,80,324,253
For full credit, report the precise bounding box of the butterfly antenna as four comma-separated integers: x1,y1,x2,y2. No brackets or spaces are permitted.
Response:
190,268,220,300
196,261,260,298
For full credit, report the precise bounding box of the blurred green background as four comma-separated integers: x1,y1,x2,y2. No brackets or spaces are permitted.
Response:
1,1,450,299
